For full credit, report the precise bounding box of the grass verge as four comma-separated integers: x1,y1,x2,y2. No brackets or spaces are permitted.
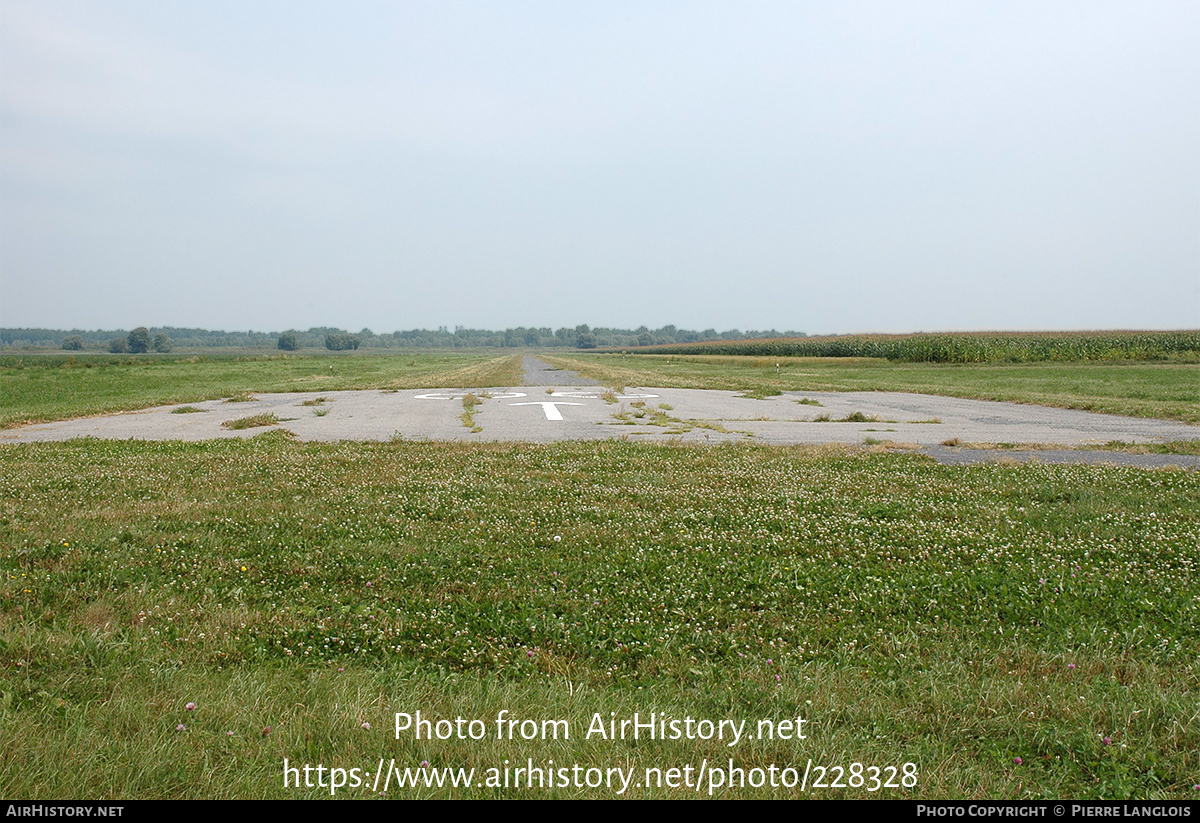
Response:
2,438,1197,798
0,352,524,429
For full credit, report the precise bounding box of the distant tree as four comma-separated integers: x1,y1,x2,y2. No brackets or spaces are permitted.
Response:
108,337,128,353
153,333,171,353
62,335,83,351
324,333,360,351
278,333,298,351
127,327,151,353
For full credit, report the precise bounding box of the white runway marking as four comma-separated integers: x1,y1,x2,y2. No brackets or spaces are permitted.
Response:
508,401,584,421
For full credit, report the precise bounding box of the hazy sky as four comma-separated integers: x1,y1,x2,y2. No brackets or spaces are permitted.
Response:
2,1,1197,334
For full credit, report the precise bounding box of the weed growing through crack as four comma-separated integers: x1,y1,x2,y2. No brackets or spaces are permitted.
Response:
810,412,883,423
221,413,279,430
461,394,483,433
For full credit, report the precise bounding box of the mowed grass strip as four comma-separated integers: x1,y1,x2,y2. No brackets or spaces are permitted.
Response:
1,437,1197,798
0,351,524,428
543,353,1200,424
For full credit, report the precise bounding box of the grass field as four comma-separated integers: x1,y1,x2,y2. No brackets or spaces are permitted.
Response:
0,351,524,429
1,346,1197,798
543,354,1200,424
2,436,1198,798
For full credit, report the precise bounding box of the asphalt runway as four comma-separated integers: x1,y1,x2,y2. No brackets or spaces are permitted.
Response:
4,358,1198,467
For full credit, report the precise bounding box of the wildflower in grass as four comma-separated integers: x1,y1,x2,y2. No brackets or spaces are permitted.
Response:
527,651,535,658
554,535,561,542
1103,736,1111,745
262,726,272,737
226,731,234,737
185,702,196,711
361,722,371,730
176,724,186,732
1068,663,1076,670
420,761,429,768
1013,757,1022,766
337,667,345,672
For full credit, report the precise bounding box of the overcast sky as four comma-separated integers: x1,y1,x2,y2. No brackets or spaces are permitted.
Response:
2,1,1197,334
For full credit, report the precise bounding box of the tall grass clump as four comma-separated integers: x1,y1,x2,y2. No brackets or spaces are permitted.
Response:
221,413,279,430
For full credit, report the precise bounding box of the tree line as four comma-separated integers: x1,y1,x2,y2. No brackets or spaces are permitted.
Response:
1,325,805,352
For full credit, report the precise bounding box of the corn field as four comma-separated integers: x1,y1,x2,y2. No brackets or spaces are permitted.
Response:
639,331,1200,363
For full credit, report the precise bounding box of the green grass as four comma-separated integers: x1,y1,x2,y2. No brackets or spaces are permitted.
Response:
0,351,524,429
542,354,1200,424
939,441,1200,456
460,394,484,433
738,388,783,400
221,413,281,430
1092,440,1200,456
2,438,1198,798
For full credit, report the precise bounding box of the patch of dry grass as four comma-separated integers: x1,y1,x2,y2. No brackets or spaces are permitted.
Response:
221,413,279,430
